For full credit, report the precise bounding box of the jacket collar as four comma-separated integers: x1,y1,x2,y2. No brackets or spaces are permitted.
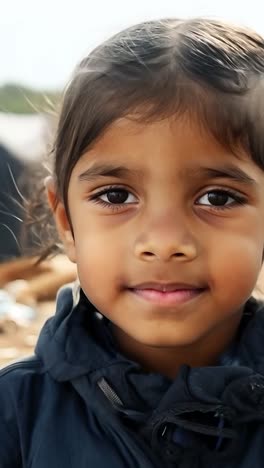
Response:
35,283,264,408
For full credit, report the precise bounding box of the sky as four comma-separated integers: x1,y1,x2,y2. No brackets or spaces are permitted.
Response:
1,0,264,90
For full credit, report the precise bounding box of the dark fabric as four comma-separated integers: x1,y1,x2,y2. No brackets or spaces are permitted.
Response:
1,284,264,467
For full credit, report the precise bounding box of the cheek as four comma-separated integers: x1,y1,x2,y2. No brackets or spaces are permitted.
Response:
209,234,263,299
74,228,122,299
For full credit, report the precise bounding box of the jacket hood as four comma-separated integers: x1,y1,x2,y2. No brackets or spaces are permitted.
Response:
35,284,264,459
35,284,121,381
36,284,264,381
35,284,264,415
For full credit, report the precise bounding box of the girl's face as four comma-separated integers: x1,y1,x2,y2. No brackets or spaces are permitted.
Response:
53,117,264,349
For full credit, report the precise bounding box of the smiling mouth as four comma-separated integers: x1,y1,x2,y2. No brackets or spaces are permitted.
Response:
127,283,207,307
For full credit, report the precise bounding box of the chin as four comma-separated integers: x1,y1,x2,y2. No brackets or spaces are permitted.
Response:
133,330,201,348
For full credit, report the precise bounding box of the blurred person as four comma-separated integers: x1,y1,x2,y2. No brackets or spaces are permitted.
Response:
1,17,264,467
0,144,26,260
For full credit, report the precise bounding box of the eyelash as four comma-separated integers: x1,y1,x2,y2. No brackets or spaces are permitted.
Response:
89,185,136,211
195,188,247,211
89,185,247,212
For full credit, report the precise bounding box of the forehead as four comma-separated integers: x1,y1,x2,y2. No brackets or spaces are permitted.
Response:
74,116,255,174
67,116,264,204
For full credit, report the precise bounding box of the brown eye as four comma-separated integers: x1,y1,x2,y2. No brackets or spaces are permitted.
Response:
105,190,129,204
96,188,137,205
207,191,230,206
196,189,243,208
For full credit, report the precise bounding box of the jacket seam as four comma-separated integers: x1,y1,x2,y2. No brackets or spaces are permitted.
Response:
0,357,42,378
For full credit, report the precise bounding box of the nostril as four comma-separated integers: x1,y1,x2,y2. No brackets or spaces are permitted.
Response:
173,252,185,257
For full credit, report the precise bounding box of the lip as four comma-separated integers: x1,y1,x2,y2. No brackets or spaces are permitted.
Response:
130,282,203,292
128,282,207,307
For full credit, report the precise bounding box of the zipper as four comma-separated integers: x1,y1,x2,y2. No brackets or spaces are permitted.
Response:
97,376,150,423
96,378,163,467
73,375,162,468
97,377,124,408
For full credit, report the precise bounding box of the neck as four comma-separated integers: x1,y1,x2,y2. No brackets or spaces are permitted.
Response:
112,312,243,379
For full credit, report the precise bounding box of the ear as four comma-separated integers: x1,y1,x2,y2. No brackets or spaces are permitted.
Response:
45,176,76,263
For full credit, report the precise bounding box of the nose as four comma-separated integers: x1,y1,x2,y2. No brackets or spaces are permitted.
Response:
134,214,198,263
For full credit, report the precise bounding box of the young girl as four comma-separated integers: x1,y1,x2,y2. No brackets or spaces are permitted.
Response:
1,17,264,468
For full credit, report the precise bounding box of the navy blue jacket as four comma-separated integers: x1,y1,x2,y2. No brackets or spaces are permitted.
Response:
1,285,264,467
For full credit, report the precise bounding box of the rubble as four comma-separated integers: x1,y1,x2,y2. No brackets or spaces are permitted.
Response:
0,255,77,367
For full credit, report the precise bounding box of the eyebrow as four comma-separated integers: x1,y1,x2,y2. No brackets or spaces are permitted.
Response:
185,166,256,186
78,162,256,186
78,163,141,182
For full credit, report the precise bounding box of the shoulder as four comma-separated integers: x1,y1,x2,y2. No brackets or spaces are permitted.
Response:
0,355,44,386
0,354,51,424
0,356,45,467
0,355,46,416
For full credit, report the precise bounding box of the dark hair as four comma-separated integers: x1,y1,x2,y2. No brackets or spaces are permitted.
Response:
53,18,264,216
35,17,264,258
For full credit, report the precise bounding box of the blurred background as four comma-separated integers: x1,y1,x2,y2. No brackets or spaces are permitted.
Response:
0,0,263,366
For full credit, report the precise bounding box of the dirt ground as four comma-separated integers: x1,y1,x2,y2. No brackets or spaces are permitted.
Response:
1,267,264,369
0,301,54,367
0,255,77,368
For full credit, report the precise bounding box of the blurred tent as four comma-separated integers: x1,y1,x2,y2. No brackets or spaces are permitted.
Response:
0,112,52,162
